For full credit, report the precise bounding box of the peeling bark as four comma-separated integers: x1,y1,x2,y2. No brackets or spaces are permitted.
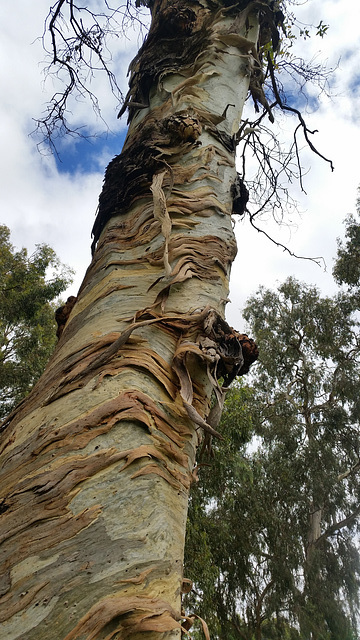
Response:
0,1,274,638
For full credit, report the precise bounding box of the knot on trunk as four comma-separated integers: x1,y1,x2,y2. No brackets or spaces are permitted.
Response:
237,333,259,375
159,4,197,36
201,309,258,385
231,173,249,216
165,114,202,144
173,308,258,439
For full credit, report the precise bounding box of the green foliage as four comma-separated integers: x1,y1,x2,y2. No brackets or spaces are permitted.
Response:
184,385,255,637
185,272,360,640
0,225,73,418
280,9,329,53
243,278,360,639
333,192,360,308
316,20,329,38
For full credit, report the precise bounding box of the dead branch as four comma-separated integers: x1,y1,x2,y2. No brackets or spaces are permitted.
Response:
33,0,149,152
267,52,334,172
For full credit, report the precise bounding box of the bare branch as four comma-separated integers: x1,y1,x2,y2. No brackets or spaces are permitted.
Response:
248,215,325,267
338,459,360,483
33,0,149,152
267,52,335,172
233,46,335,262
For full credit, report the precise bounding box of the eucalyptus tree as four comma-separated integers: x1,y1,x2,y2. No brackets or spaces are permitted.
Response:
185,277,360,639
333,190,360,309
0,224,72,418
244,278,360,639
0,1,330,639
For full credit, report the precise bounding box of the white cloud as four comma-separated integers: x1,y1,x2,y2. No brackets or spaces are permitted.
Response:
0,0,137,294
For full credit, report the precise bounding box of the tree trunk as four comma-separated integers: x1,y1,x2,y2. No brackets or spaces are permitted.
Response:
0,1,263,638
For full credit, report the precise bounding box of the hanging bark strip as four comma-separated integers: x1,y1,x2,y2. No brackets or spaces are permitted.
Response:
0,2,281,638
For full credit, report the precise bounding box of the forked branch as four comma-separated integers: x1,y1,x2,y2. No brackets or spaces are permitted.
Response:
34,0,148,152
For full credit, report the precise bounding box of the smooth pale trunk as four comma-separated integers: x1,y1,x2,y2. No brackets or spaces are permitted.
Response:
0,2,259,638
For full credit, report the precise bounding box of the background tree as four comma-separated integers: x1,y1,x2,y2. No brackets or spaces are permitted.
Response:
0,224,72,418
333,189,360,308
185,273,360,639
243,278,360,639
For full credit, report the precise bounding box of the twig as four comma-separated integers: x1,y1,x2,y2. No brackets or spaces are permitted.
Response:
267,52,334,172
248,215,325,268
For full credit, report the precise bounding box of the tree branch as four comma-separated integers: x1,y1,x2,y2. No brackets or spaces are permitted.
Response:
247,215,325,267
34,0,149,152
317,507,360,545
267,52,335,172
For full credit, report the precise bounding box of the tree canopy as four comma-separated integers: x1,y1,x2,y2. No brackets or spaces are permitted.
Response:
333,190,360,308
0,225,73,418
185,230,360,638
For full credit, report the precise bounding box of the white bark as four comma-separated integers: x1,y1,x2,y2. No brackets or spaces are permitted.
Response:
0,2,262,638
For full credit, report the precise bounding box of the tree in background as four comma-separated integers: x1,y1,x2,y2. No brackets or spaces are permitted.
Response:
185,272,360,639
0,224,72,418
333,189,360,307
243,277,360,639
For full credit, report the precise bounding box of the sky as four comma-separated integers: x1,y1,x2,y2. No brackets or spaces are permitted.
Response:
1,0,360,330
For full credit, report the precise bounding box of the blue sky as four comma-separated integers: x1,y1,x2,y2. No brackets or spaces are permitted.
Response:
54,130,127,175
1,0,360,327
